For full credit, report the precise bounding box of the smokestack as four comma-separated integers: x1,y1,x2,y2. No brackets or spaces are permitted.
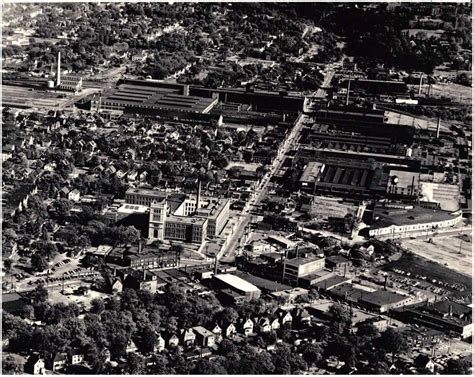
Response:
56,51,61,87
346,79,351,106
143,268,147,281
384,275,388,290
411,175,415,196
418,73,423,95
196,180,201,211
138,239,142,253
214,256,218,275
448,304,453,317
436,116,441,139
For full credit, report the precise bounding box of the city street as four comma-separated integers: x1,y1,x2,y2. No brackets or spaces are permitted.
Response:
220,112,309,262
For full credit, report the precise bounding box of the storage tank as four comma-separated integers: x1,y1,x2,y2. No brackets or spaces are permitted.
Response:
47,80,55,88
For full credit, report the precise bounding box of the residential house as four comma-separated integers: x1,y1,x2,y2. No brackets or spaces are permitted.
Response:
101,348,111,363
211,324,223,343
239,318,254,336
414,355,435,374
125,339,137,353
167,334,180,348
154,333,166,352
50,353,67,372
256,317,272,333
292,308,311,327
192,326,215,348
24,355,45,375
180,328,196,347
223,323,237,338
270,317,281,331
276,309,293,326
68,349,84,365
68,189,80,202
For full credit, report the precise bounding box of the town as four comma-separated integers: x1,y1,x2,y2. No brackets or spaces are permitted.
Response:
2,2,472,375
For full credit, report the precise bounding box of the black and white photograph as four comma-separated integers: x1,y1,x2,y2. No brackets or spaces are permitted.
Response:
1,1,473,375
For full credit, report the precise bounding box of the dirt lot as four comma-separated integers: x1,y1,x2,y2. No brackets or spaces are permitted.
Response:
429,83,472,105
400,233,472,277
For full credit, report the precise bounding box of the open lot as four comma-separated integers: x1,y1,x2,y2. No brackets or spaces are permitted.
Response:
385,111,451,132
429,83,472,105
400,233,472,277
382,253,472,299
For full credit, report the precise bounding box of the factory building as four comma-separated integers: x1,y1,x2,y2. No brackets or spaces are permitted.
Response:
283,256,326,283
213,273,261,301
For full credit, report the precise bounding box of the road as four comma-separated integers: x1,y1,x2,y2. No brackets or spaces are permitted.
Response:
313,69,334,99
219,112,308,262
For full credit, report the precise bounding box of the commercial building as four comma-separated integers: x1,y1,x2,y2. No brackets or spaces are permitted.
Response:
283,256,326,283
369,204,463,238
358,290,413,313
213,273,261,301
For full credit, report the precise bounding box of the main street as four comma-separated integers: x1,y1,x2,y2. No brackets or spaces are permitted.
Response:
220,112,309,262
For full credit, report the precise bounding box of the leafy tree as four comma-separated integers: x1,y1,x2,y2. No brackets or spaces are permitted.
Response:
90,299,106,314
302,343,323,367
378,328,409,363
192,357,228,374
30,254,48,272
28,285,49,305
443,358,472,375
124,353,145,374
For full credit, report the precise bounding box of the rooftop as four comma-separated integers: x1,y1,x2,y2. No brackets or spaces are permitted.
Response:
359,290,408,306
371,205,460,229
214,273,261,293
285,256,325,267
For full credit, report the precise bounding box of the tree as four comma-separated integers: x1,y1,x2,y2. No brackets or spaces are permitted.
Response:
272,344,307,374
90,299,106,314
378,328,409,363
302,343,323,367
192,358,228,374
357,322,379,339
2,354,25,375
124,353,145,375
219,307,239,324
443,358,471,375
28,285,49,305
328,303,352,333
30,253,48,272
117,225,140,244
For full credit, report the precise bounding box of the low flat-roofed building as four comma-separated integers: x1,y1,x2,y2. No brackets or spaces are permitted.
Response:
2,292,30,314
400,300,473,338
358,290,412,313
314,274,352,292
267,235,298,250
214,273,261,301
283,256,326,283
328,283,368,303
299,269,335,289
369,204,463,238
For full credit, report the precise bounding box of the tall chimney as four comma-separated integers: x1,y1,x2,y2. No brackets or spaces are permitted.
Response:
384,275,388,290
56,51,61,87
138,239,142,254
143,268,147,281
214,256,218,275
418,73,423,95
448,304,453,317
346,79,351,106
436,116,441,139
196,180,201,210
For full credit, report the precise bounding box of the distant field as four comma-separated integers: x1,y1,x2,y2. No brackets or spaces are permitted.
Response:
382,253,472,299
430,83,472,105
400,233,472,276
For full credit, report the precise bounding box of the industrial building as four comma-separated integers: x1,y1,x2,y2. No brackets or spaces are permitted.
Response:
283,256,326,283
213,273,261,301
92,80,218,114
369,204,463,238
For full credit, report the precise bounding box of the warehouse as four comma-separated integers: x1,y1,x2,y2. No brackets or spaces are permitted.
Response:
213,273,261,301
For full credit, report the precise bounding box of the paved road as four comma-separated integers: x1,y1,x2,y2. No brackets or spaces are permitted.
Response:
313,69,334,98
220,113,309,262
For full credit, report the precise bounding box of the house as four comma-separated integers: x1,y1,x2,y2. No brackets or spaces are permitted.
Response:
68,349,84,365
192,326,215,347
50,352,67,371
256,317,272,333
270,317,281,331
292,308,311,327
239,318,254,336
276,309,293,326
180,328,196,347
24,355,45,375
154,333,166,352
223,323,237,338
68,189,80,202
211,324,223,343
101,348,111,363
125,339,137,353
167,334,179,348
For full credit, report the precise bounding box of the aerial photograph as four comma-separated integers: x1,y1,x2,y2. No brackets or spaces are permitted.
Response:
1,1,472,375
